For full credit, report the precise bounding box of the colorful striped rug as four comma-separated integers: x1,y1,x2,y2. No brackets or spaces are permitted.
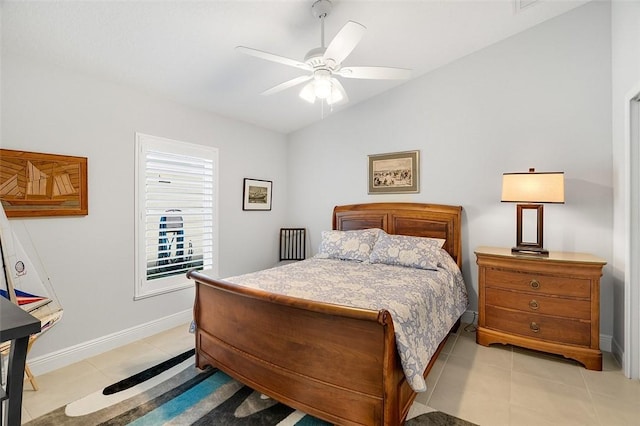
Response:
26,350,476,425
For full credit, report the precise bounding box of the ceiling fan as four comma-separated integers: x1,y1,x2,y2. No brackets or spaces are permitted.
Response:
236,0,411,106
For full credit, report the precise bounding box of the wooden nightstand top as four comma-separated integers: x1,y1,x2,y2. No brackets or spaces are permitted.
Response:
475,246,607,266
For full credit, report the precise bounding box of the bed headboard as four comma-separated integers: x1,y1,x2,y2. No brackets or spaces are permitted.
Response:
333,202,463,267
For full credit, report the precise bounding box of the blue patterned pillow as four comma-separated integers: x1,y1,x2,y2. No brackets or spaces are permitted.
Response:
369,233,442,270
316,229,381,262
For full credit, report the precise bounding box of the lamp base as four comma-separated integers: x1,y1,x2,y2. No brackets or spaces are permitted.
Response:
511,246,549,256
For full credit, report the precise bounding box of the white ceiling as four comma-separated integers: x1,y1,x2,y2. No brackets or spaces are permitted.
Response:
2,0,591,134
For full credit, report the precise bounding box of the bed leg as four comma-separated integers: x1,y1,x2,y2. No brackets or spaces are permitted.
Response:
450,318,461,334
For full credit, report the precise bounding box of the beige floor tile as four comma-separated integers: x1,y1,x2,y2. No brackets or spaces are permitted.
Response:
450,327,513,368
429,382,510,426
21,360,111,419
512,346,586,388
143,323,194,357
511,371,599,425
21,406,32,423
431,353,511,402
581,353,640,406
509,403,598,426
440,331,458,355
591,390,640,425
85,340,173,382
416,356,447,405
602,350,622,370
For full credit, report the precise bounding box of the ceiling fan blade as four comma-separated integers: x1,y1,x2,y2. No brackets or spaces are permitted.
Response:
328,78,348,106
323,21,366,65
337,66,412,80
261,75,313,96
236,46,311,71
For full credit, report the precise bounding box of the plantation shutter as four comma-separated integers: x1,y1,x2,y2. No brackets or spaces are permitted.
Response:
135,133,218,299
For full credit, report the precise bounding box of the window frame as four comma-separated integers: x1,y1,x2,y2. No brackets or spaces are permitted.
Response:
134,133,219,300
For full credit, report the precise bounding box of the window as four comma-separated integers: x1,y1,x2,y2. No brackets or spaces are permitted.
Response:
134,133,218,299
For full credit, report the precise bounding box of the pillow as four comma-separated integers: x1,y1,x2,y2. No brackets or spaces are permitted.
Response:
369,233,442,270
316,229,381,262
427,237,446,248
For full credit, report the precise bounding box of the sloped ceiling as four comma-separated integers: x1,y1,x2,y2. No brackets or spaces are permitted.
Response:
2,0,591,134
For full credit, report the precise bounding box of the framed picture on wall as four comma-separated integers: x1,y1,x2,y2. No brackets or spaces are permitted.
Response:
0,149,88,217
243,178,272,211
368,150,419,194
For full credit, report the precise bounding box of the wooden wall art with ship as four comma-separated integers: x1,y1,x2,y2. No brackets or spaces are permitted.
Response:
0,149,88,217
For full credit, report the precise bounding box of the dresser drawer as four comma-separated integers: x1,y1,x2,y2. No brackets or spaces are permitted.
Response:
485,288,591,320
485,305,591,346
485,268,590,298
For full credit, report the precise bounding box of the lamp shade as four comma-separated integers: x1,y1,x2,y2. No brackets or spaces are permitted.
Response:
501,169,565,203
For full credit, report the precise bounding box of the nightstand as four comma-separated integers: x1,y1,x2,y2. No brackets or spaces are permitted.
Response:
475,246,606,370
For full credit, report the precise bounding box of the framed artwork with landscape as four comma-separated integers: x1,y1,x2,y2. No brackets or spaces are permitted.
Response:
368,150,419,194
243,178,272,211
0,149,88,217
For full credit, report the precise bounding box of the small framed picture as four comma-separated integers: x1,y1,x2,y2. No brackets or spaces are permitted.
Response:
243,178,272,211
368,150,419,194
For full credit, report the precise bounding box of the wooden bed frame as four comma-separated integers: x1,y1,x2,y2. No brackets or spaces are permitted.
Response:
187,202,463,425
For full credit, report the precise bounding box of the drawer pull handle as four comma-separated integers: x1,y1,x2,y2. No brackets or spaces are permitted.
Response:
529,300,539,310
530,279,541,289
530,322,540,333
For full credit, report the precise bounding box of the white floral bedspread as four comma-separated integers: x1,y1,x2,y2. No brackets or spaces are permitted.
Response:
223,251,468,392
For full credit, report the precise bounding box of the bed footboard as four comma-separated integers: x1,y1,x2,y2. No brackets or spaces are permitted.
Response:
189,270,417,425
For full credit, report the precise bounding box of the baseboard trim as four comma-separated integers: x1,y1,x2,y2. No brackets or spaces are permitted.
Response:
461,310,478,326
28,309,193,376
611,336,624,368
600,333,613,353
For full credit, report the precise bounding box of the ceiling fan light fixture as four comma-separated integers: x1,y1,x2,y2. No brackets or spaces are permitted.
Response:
313,77,333,99
327,79,344,105
299,82,317,103
239,0,411,107
299,77,344,105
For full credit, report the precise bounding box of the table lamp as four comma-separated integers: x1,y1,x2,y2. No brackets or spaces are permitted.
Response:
501,168,564,255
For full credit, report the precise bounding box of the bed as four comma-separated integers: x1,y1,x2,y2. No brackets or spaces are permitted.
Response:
187,202,466,425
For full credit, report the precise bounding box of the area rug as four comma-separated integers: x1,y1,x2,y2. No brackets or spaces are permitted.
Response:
26,349,476,425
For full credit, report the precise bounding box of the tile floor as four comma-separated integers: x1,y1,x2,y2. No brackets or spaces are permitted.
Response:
18,322,640,425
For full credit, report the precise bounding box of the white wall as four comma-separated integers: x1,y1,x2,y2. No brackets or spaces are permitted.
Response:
611,0,640,371
1,53,288,364
288,1,613,336
0,0,621,373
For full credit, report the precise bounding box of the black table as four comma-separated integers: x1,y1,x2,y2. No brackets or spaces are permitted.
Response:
0,297,41,426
